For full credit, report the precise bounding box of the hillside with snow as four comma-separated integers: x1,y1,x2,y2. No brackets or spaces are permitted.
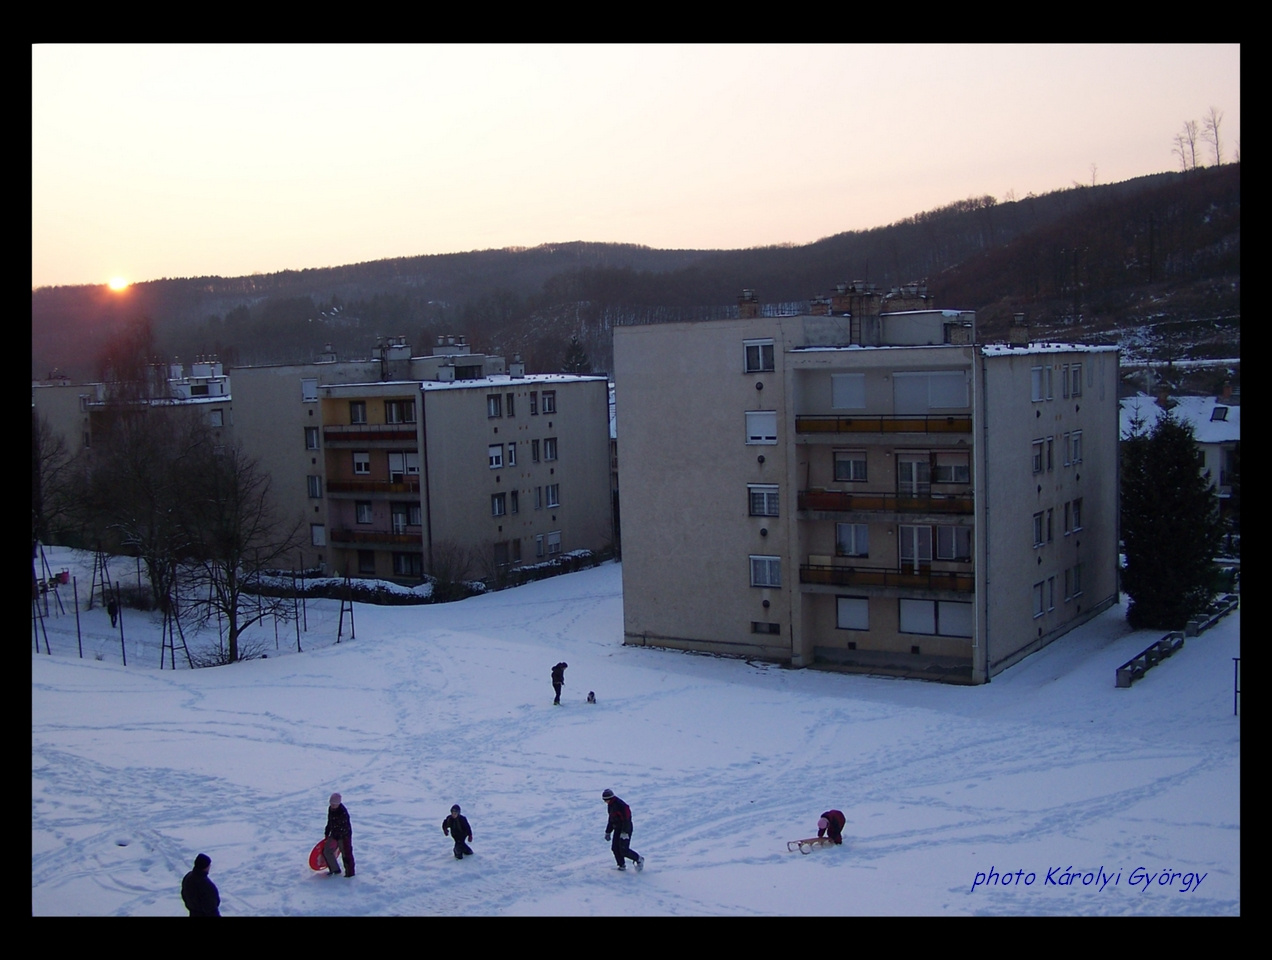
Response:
31,549,1239,915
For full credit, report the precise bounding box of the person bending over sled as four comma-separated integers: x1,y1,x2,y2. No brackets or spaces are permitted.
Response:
817,809,846,845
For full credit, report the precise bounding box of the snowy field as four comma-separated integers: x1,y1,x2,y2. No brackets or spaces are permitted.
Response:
32,547,1240,916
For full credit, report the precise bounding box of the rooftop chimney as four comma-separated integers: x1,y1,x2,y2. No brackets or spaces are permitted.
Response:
1008,312,1029,346
738,289,760,319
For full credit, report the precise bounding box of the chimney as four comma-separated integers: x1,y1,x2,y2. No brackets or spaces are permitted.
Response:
738,289,760,319
1220,379,1232,402
510,354,525,378
808,297,831,317
1008,312,1029,346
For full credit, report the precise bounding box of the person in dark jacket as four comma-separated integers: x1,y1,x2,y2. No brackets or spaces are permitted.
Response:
323,792,355,877
107,598,119,628
181,853,220,916
817,809,846,845
442,804,474,859
602,788,644,871
551,662,568,705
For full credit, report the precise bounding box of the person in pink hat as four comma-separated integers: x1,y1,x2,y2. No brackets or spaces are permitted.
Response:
817,809,846,845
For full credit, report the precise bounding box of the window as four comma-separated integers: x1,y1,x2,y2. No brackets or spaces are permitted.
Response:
1031,365,1052,402
833,450,867,482
1032,511,1053,547
1032,440,1044,474
744,339,775,373
488,444,504,469
535,486,543,510
1047,576,1056,612
532,439,541,462
302,378,318,402
209,409,224,428
385,399,415,423
542,391,556,414
510,489,519,514
529,391,538,415
305,427,320,450
745,411,778,445
748,484,780,517
190,383,210,397
544,437,558,461
307,475,323,499
1065,562,1084,599
487,394,502,418
545,484,560,508
353,451,371,475
311,524,326,547
1062,364,1071,398
358,551,376,575
393,552,423,578
350,401,367,424
899,525,932,569
752,622,781,635
1064,501,1072,536
535,534,545,557
1033,582,1046,618
897,455,931,496
391,504,411,534
750,555,781,587
547,530,561,554
1070,431,1083,464
933,452,969,484
902,599,973,637
1070,364,1082,397
1046,437,1054,472
894,370,968,413
831,373,866,410
836,523,869,557
506,393,515,417
491,493,507,516
388,451,419,482
507,443,516,467
936,525,972,561
1071,497,1083,531
356,501,373,524
836,597,869,631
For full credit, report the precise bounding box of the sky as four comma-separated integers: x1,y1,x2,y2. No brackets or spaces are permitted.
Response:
32,44,1240,291
32,548,1239,915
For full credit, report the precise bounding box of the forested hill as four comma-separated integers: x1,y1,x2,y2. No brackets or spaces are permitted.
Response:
32,165,1238,380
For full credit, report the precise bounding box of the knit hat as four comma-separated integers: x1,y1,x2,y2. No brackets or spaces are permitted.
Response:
602,788,614,800
817,818,829,830
330,793,342,807
451,804,461,814
194,853,211,871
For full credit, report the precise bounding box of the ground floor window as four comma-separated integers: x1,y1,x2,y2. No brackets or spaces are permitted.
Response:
899,598,973,637
836,596,869,631
393,552,423,578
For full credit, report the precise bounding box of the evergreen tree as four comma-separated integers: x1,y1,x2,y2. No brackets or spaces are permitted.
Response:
562,336,591,374
1121,412,1224,629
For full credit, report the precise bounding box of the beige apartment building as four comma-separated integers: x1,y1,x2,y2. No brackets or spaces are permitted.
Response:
614,297,1119,683
231,337,613,581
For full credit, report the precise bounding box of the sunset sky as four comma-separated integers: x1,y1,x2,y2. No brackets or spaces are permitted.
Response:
32,44,1240,291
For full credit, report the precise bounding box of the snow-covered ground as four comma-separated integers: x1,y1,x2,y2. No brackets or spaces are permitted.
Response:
31,547,1239,916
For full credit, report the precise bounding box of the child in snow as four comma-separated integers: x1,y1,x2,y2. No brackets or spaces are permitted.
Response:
443,804,474,859
817,809,846,845
602,788,644,871
323,792,355,877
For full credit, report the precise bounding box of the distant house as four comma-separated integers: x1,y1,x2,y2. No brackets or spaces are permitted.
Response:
1119,392,1239,510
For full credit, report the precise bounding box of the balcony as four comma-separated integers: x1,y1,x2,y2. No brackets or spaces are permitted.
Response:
796,415,972,435
799,489,973,514
324,423,418,444
330,529,421,546
800,563,974,593
327,478,421,496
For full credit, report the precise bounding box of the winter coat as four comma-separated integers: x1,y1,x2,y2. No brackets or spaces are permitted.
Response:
181,870,221,917
326,802,352,840
551,663,567,685
818,809,846,840
605,797,634,837
443,813,472,842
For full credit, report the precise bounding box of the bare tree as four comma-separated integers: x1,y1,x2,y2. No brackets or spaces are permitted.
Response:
1173,120,1200,171
32,411,75,558
1202,106,1224,166
427,538,476,602
176,441,304,663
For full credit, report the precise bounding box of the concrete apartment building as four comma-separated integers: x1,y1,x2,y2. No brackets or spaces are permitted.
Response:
231,337,613,581
614,289,1120,684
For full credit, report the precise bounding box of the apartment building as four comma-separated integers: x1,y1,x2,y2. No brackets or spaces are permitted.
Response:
231,337,613,581
614,296,1119,684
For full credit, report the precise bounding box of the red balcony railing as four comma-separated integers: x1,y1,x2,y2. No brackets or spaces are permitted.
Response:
796,415,972,434
800,563,974,592
326,478,421,495
323,424,418,443
799,489,973,514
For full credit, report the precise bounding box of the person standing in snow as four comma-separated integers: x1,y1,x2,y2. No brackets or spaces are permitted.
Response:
443,804,474,860
602,788,643,871
107,597,119,628
551,661,568,705
181,853,220,916
817,809,846,845
323,792,355,877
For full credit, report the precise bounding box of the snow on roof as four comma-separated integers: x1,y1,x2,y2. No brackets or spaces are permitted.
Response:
420,373,607,391
1119,392,1240,444
979,343,1119,356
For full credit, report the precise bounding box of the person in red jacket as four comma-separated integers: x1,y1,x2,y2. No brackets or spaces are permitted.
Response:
817,809,846,845
602,788,644,871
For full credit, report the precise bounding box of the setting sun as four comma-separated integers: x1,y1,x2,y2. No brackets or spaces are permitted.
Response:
107,277,129,291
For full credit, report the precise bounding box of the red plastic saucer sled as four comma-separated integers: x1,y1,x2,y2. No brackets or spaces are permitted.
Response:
310,839,340,871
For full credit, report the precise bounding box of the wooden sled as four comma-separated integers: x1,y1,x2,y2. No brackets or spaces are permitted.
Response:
787,837,835,854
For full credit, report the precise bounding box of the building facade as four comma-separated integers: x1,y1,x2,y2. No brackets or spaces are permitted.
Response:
231,337,613,581
614,307,1119,683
